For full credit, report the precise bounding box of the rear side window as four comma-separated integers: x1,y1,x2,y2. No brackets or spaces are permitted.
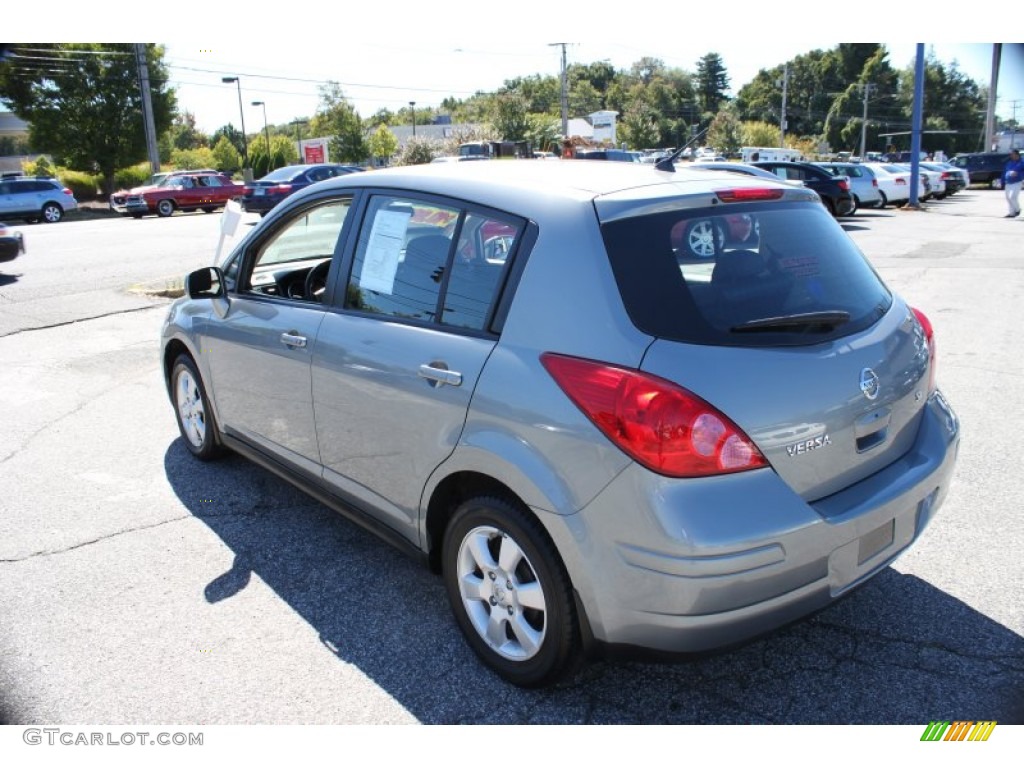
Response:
345,195,522,332
602,202,892,347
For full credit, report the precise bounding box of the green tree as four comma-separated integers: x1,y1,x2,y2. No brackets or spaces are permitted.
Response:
170,147,217,170
620,102,659,150
212,135,242,174
695,53,730,116
309,82,367,164
368,124,399,164
0,43,176,194
742,120,781,147
491,92,530,141
706,109,744,156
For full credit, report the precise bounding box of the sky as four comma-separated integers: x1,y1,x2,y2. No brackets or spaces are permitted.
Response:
7,4,1024,136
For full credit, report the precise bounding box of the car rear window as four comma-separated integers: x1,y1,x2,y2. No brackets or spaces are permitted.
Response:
601,202,892,347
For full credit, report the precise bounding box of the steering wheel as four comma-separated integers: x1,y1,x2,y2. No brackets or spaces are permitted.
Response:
304,260,332,302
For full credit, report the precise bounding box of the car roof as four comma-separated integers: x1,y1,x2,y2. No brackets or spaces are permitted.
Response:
297,159,816,223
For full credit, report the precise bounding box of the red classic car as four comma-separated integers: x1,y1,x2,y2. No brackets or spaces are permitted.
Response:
110,172,242,218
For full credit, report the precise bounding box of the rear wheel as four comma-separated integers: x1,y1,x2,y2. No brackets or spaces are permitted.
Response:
157,199,175,217
442,496,580,687
877,192,888,208
41,203,63,223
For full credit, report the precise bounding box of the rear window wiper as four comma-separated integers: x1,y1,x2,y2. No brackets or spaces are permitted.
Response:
730,310,851,333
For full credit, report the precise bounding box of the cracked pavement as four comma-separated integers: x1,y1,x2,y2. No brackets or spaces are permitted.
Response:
0,197,1021,726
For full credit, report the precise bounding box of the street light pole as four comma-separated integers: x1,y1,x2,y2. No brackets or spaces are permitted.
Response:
222,76,250,181
252,100,271,171
291,119,306,162
409,101,416,138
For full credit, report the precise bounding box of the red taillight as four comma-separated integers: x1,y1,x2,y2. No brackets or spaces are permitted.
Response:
540,353,768,478
62,187,73,195
872,179,878,188
895,178,907,185
715,188,784,202
911,307,936,394
272,184,293,194
837,179,850,191
243,186,254,195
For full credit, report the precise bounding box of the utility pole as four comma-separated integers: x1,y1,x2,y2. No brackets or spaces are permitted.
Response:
549,43,569,137
986,44,1001,151
778,63,789,148
859,83,875,159
134,43,161,174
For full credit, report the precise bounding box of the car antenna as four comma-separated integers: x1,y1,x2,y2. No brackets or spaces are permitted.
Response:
655,127,710,173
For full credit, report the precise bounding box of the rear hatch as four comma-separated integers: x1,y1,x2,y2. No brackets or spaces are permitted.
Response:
597,190,931,501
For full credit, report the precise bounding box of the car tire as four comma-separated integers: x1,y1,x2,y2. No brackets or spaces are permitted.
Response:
202,207,216,214
171,354,224,461
41,203,63,223
157,199,175,217
877,192,888,208
130,214,143,219
442,496,580,688
824,198,837,217
682,218,724,258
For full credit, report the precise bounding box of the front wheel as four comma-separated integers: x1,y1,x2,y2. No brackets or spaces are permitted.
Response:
171,354,223,460
41,203,63,223
442,496,580,687
156,199,175,217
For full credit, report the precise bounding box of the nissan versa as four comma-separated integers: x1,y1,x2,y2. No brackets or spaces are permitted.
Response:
162,160,959,687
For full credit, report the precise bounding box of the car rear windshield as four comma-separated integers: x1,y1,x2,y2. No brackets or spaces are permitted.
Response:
601,202,892,347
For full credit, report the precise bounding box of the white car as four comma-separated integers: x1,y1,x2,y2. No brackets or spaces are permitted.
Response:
863,163,911,207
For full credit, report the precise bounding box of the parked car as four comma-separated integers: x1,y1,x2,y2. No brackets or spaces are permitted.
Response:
935,161,970,191
878,163,929,201
919,162,966,196
895,163,945,199
862,163,911,207
0,176,78,223
111,172,242,218
572,149,638,162
241,164,364,215
752,160,857,216
948,152,1011,189
0,221,25,261
690,161,790,182
815,162,884,208
163,160,959,687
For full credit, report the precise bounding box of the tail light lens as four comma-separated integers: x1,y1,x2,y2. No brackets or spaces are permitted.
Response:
872,178,878,188
837,179,850,191
715,188,784,202
62,187,73,195
243,186,253,195
272,184,293,194
540,353,768,478
896,178,907,185
911,307,936,394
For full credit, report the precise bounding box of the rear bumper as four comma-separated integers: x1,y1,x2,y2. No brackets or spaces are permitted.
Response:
539,390,959,654
241,196,283,213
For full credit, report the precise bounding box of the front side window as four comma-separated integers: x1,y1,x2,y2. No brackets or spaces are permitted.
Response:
345,195,521,331
242,198,352,302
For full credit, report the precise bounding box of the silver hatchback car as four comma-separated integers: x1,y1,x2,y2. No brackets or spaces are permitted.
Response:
162,161,959,687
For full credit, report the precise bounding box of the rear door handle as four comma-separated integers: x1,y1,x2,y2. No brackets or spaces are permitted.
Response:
280,332,307,349
418,363,462,387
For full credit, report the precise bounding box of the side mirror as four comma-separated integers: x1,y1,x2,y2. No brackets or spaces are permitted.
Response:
185,267,225,300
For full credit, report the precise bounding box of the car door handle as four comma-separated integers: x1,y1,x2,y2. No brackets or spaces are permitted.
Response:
280,332,307,349
418,363,462,387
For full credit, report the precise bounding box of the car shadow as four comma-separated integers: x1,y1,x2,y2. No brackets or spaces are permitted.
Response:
0,272,20,286
840,224,871,232
164,439,1024,724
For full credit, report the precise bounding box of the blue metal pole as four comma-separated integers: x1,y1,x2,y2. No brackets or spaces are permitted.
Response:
909,44,925,207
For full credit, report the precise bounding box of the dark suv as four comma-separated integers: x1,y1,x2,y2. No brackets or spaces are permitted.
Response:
0,177,79,223
752,161,856,216
949,153,1011,189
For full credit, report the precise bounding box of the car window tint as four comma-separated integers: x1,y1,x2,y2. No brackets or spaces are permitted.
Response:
603,203,892,348
442,213,520,331
346,195,459,322
242,198,352,299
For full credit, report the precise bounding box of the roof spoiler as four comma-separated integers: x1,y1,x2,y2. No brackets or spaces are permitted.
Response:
654,127,710,173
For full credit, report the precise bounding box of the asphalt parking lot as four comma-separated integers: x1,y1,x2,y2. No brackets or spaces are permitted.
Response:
0,189,1021,727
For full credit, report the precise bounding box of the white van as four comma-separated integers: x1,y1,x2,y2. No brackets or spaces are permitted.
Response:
741,147,801,163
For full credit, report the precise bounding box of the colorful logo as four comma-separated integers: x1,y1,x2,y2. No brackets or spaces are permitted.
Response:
920,721,997,742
